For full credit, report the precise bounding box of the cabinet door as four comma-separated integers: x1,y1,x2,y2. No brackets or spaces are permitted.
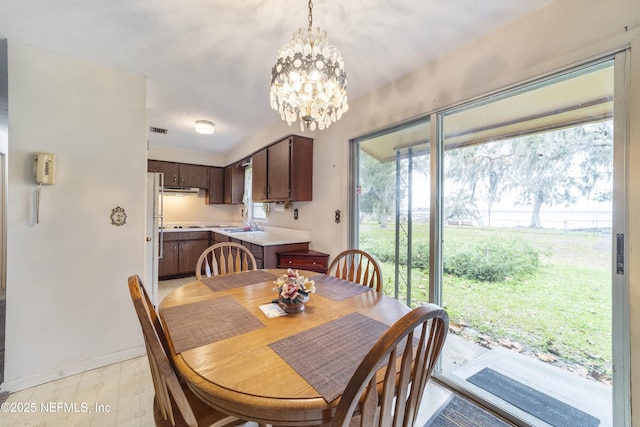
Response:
289,135,313,201
267,138,291,200
148,160,180,186
213,232,230,243
252,149,268,202
224,165,245,204
180,163,209,188
158,241,179,277
206,167,224,204
178,239,210,275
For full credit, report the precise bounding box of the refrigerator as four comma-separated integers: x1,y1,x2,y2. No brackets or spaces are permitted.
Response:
145,172,164,306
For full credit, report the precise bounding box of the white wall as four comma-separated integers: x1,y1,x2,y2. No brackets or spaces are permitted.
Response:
161,192,240,224
227,0,640,422
2,42,148,391
148,145,224,167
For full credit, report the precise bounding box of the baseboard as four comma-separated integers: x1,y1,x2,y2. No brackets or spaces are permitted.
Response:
0,345,146,393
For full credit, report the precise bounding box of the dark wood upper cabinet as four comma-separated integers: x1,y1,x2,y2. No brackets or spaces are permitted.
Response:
252,149,268,201
267,138,292,200
179,163,209,188
252,135,313,202
148,160,180,186
224,164,245,204
206,166,224,204
148,160,208,189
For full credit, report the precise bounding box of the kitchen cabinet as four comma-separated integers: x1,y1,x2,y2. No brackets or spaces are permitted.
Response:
148,160,209,189
159,231,211,278
212,232,230,244
252,148,267,201
224,164,245,204
254,242,310,270
231,235,309,270
206,166,224,204
148,160,179,184
277,250,329,274
252,135,313,202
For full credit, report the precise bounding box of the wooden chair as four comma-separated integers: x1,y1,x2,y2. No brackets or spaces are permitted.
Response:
128,275,244,427
195,242,257,280
327,249,383,292
332,304,449,427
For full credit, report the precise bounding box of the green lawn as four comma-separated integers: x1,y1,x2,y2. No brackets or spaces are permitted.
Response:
360,222,612,381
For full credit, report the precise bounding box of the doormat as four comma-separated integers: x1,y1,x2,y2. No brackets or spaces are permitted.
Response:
466,367,599,427
424,394,512,427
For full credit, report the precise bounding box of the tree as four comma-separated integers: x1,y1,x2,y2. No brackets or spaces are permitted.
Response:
443,121,612,228
510,122,612,227
445,142,512,226
359,152,397,228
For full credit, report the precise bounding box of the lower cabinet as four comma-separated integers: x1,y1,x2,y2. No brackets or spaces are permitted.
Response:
259,243,310,270
277,250,330,274
235,239,310,270
159,230,311,278
159,232,211,278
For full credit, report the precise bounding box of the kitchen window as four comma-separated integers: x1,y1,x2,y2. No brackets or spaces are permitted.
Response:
244,166,268,221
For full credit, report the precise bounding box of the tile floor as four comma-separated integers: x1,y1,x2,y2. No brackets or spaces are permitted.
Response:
1,355,451,427
0,277,452,426
2,356,155,426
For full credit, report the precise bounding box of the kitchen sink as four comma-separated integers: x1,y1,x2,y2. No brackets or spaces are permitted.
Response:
222,228,249,233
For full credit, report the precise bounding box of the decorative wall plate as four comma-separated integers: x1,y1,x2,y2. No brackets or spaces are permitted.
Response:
111,206,127,226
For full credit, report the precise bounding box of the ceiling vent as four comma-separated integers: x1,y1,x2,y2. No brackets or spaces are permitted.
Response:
149,126,168,134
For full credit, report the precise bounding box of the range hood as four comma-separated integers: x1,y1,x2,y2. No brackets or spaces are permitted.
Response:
163,186,200,195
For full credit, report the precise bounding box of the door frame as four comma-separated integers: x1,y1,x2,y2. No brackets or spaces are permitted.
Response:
348,51,631,426
429,51,630,426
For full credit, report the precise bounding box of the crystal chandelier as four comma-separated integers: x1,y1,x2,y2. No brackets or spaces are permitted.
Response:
270,0,348,131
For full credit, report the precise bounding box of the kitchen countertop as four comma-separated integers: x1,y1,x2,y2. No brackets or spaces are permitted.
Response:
160,223,310,246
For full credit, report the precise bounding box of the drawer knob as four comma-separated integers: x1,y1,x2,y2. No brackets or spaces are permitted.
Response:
288,260,292,264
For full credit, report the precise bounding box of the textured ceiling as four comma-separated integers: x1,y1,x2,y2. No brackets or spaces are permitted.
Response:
0,0,553,154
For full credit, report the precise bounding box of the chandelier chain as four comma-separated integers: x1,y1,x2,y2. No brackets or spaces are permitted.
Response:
308,0,313,30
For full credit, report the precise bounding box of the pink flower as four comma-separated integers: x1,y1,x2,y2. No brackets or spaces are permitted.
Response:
273,269,315,304
280,282,300,301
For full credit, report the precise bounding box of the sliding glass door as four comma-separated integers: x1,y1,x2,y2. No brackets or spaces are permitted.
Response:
351,54,629,426
437,60,615,426
351,118,431,306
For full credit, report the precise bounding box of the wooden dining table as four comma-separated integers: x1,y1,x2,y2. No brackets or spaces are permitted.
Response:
158,268,412,426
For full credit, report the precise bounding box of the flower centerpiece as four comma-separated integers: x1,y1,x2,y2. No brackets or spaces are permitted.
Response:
273,268,316,313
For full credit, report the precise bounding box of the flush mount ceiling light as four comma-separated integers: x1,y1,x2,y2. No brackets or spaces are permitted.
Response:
270,0,348,131
195,120,215,134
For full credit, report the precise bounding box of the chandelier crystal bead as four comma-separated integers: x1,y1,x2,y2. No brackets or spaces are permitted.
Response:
270,1,348,131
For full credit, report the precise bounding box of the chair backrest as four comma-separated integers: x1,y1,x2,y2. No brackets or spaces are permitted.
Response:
195,242,258,280
332,304,449,427
128,274,199,427
327,249,383,292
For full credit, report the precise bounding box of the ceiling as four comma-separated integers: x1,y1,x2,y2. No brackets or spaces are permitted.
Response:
0,0,554,155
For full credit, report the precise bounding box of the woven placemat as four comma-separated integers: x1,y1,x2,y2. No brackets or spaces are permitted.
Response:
310,274,373,301
269,312,389,402
201,270,278,291
162,295,265,353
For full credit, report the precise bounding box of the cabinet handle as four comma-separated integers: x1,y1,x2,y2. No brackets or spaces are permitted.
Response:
288,260,292,264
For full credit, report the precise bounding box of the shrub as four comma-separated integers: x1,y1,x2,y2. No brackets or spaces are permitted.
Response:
362,235,430,270
443,238,539,281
